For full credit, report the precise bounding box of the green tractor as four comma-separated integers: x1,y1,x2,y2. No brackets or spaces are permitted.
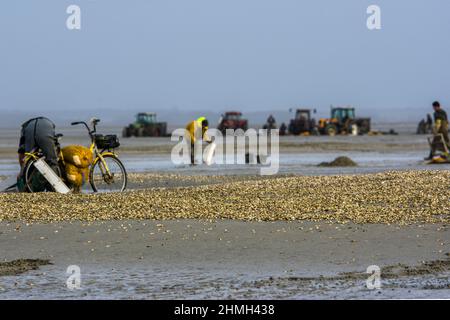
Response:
317,107,371,136
122,113,168,137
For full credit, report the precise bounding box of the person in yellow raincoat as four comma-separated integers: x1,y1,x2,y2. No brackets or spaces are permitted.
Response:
185,117,210,164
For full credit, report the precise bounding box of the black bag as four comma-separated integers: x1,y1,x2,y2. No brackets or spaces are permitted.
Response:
94,134,120,149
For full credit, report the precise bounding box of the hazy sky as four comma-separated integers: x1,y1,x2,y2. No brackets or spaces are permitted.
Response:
0,0,449,125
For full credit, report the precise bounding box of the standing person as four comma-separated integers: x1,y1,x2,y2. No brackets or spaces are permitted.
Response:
432,101,449,144
18,117,61,177
279,122,287,136
267,115,276,128
185,117,210,165
426,101,449,160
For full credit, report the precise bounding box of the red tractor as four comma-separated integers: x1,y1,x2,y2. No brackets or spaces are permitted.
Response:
217,111,248,134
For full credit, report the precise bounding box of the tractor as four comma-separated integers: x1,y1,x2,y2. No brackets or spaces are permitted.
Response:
317,107,371,136
217,111,248,134
288,109,317,135
122,112,168,137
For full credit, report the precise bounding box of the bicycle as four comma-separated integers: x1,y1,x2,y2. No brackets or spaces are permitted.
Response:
23,118,127,193
71,118,127,192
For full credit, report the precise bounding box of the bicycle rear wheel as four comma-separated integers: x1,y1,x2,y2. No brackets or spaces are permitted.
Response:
89,155,127,192
24,159,50,192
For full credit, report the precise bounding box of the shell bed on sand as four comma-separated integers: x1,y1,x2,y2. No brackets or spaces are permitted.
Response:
0,170,449,224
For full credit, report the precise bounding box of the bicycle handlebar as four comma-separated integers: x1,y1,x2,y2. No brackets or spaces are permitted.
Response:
71,121,96,136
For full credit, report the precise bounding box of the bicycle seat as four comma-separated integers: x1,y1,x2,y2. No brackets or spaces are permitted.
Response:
55,133,64,140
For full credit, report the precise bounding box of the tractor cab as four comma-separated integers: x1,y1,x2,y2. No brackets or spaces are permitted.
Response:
218,111,249,133
136,112,157,125
331,108,355,123
224,112,243,121
295,109,312,121
123,112,168,137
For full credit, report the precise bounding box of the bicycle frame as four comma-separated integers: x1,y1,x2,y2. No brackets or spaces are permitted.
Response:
89,141,116,177
72,119,117,179
24,152,39,162
23,143,63,174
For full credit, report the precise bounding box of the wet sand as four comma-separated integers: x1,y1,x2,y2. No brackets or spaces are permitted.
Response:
1,127,449,299
0,127,428,157
0,220,448,299
2,129,448,178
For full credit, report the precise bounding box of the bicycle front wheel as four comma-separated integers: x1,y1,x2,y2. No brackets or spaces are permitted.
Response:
89,155,127,192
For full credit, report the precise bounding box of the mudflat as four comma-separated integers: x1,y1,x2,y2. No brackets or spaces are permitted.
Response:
0,220,448,298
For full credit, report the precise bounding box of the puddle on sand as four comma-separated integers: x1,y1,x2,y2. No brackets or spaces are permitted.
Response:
0,265,448,299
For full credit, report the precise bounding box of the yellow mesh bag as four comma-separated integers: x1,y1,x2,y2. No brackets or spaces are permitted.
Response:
64,163,90,191
62,145,93,169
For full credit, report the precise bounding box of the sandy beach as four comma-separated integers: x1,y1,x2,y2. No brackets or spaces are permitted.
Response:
0,128,449,299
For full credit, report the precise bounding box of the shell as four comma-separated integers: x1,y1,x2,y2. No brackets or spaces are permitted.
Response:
0,170,449,225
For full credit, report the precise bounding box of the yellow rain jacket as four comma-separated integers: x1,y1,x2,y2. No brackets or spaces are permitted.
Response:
185,117,210,144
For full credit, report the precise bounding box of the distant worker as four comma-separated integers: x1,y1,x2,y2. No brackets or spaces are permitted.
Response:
263,114,277,131
417,113,434,134
432,101,449,144
426,101,449,160
267,115,276,127
417,118,426,134
18,117,61,177
185,117,211,165
279,122,287,136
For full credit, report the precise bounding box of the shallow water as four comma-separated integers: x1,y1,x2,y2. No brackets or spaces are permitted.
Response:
1,128,448,197
0,220,448,299
1,150,444,179
0,263,448,299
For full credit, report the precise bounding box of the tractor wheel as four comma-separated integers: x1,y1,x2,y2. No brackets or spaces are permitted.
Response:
325,124,338,136
289,123,299,135
359,120,370,134
137,127,145,137
122,127,130,138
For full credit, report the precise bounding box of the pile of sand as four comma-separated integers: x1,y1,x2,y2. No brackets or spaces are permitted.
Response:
318,156,357,167
0,170,449,224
